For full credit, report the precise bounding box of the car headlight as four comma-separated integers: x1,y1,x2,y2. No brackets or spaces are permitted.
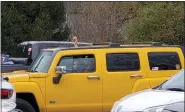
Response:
143,105,165,112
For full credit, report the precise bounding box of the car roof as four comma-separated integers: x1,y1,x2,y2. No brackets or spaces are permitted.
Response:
18,41,91,46
44,44,183,52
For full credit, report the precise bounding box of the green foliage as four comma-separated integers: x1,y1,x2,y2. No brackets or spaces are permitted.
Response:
1,1,70,55
125,2,184,45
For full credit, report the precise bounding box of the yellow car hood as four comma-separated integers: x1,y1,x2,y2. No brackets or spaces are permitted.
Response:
1,71,30,83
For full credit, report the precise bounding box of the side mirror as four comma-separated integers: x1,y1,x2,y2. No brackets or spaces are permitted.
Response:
56,66,67,74
53,66,66,84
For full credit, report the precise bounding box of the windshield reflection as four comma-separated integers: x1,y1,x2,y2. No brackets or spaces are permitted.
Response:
160,70,184,91
28,51,54,73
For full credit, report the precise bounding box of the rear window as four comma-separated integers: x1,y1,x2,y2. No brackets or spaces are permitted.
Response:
12,45,32,58
148,52,181,70
106,53,140,72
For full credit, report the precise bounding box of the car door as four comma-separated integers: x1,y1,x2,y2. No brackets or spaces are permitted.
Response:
46,49,103,112
101,48,146,112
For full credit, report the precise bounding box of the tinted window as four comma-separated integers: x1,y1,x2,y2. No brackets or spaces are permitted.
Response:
11,45,32,58
148,52,181,70
58,55,95,73
106,53,140,72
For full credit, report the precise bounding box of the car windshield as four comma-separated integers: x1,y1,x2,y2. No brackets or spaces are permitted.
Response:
28,51,54,73
159,70,184,92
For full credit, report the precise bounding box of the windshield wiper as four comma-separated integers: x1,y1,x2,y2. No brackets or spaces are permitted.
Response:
152,80,168,90
163,109,178,112
29,69,38,73
153,85,163,90
166,88,184,92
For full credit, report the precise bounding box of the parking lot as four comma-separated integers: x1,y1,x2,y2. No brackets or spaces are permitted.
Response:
1,1,184,112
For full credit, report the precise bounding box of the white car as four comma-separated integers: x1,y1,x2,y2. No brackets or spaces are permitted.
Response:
1,76,17,112
111,70,184,112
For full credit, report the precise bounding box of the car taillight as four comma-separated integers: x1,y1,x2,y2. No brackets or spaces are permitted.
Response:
1,89,13,99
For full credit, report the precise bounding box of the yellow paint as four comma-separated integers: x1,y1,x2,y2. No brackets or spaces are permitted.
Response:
1,46,184,112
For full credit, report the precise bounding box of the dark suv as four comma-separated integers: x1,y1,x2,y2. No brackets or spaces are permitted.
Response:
1,41,91,73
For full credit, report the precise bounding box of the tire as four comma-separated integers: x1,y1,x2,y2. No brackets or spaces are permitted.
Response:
15,98,36,112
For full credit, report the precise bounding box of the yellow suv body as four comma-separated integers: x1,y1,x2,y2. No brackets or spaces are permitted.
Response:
2,44,184,112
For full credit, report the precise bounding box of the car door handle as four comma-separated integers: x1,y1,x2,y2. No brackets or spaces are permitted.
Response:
87,76,100,80
130,74,143,78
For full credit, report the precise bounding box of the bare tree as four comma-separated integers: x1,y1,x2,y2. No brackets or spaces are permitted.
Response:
65,2,140,43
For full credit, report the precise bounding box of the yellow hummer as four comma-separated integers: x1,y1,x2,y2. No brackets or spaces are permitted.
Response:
2,42,184,112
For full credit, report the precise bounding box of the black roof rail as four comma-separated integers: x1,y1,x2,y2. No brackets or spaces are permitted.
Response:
92,42,120,47
131,42,167,46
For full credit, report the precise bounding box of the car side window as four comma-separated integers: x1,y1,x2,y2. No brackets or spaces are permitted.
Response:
148,52,181,70
58,54,96,73
106,53,140,72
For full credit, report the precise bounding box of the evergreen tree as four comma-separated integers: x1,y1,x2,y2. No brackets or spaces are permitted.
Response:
1,1,70,55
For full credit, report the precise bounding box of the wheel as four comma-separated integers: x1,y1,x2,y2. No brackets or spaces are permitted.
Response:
14,98,36,112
